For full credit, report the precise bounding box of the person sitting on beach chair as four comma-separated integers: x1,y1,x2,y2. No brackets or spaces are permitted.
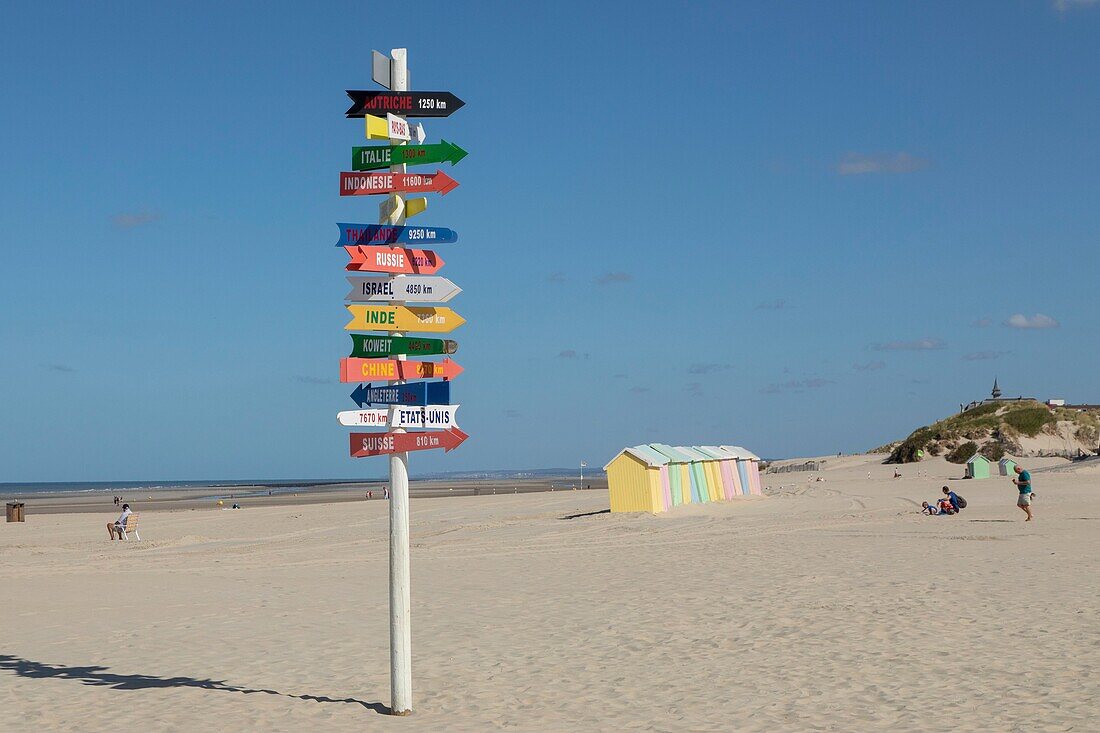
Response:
107,504,134,540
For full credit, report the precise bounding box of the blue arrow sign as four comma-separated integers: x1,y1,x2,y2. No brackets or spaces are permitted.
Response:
336,223,458,247
351,380,451,408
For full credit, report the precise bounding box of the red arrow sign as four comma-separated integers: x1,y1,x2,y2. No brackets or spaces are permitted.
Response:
344,246,445,275
350,427,469,458
340,358,463,383
340,170,459,197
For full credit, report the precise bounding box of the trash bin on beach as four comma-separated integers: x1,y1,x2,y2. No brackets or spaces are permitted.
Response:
6,502,25,522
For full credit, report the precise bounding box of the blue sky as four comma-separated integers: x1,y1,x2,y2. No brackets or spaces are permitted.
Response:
1,1,1098,481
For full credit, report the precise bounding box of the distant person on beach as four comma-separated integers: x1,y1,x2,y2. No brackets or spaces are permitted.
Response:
894,469,901,479
937,497,956,515
107,504,132,540
1013,465,1034,521
921,501,939,515
383,486,389,500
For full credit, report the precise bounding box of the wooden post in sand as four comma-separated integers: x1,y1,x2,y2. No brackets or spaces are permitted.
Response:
343,47,466,715
383,47,414,717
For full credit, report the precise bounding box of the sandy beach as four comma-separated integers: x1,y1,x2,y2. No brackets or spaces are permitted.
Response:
2,454,1098,732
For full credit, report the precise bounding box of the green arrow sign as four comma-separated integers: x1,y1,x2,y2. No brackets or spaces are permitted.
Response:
350,334,458,359
351,140,468,172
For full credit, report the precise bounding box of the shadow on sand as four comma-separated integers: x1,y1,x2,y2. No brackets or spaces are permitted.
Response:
0,654,390,715
559,509,611,520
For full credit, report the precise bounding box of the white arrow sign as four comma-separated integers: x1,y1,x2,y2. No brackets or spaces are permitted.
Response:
337,404,460,429
345,275,461,303
387,113,412,141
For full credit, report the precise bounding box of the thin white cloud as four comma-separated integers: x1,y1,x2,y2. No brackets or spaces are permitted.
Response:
853,360,886,372
837,152,930,176
971,318,993,328
688,363,734,375
594,271,633,285
873,337,945,352
962,351,1009,361
1004,313,1059,330
761,378,834,394
113,211,162,229
1054,0,1098,12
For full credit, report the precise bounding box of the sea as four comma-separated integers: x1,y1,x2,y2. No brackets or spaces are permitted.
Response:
0,468,597,499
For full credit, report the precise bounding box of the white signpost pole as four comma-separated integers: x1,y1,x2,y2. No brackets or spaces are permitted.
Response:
384,47,414,717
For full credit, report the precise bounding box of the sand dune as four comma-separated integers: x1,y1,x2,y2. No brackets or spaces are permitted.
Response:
1,455,1097,731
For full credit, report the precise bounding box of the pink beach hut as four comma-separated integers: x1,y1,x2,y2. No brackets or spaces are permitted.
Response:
723,446,763,495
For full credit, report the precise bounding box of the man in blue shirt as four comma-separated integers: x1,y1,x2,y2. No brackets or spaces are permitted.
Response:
1013,465,1034,521
942,486,961,512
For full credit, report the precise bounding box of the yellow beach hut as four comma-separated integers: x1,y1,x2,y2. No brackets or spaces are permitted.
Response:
603,445,670,513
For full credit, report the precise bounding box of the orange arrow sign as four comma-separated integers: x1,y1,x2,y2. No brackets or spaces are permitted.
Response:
340,358,463,383
344,246,444,275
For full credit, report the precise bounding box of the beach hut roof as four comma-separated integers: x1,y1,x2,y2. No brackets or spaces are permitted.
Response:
967,453,991,465
674,446,714,462
707,445,743,458
649,444,695,463
603,444,670,470
721,445,761,460
692,446,728,460
999,457,1017,465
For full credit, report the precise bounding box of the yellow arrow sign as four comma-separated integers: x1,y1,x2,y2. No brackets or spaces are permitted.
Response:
345,305,466,333
405,196,428,218
365,114,389,140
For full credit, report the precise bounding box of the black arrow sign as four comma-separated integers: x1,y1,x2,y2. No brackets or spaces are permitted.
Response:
345,91,466,119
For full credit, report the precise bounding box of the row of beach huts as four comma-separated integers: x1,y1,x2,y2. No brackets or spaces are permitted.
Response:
966,454,1018,480
603,444,763,514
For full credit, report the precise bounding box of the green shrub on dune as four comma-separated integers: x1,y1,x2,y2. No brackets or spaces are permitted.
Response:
947,441,978,464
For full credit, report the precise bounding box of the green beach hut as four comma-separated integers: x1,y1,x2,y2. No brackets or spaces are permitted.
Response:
966,453,992,480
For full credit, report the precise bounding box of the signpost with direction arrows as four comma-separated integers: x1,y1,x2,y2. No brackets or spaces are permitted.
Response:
336,47,466,717
340,170,459,197
345,275,460,303
337,223,458,246
350,427,468,458
345,305,465,333
350,380,451,408
346,90,465,118
337,404,460,429
340,357,462,382
344,245,444,274
351,141,467,171
348,334,457,358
